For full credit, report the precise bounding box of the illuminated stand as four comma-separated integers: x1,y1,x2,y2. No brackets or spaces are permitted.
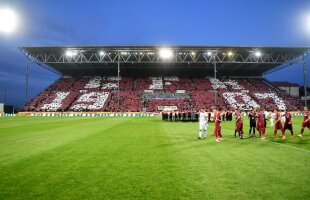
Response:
20,46,310,108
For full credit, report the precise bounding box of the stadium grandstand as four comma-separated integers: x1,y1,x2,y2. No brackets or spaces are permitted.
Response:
19,46,309,113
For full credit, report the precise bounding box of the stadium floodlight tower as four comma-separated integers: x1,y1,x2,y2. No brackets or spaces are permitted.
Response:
0,6,21,103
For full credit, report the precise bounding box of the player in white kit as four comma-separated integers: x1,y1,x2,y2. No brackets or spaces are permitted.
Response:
270,111,276,127
198,109,208,139
281,110,286,123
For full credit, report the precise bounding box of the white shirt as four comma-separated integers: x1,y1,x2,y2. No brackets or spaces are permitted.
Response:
281,112,286,122
264,111,269,119
199,112,208,124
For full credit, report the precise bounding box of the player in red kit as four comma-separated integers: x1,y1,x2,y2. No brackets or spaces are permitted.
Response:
213,108,222,142
235,109,244,139
273,109,285,139
299,107,309,137
256,108,266,140
283,110,294,138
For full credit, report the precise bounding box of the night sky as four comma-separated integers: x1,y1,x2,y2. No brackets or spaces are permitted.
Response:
0,0,310,108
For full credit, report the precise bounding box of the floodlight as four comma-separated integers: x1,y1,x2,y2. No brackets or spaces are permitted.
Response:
0,7,18,33
99,51,105,56
65,51,73,57
254,51,262,57
306,13,310,34
228,51,233,56
159,48,173,59
191,51,196,56
300,12,310,36
207,51,212,56
65,50,77,57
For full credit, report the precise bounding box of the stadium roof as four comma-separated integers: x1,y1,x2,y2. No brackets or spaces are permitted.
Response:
19,45,310,77
272,81,300,87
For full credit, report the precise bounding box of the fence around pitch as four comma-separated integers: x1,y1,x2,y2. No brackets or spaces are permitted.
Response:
16,112,155,117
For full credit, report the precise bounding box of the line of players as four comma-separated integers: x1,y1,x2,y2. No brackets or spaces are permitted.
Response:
162,110,234,122
162,111,199,122
198,107,309,142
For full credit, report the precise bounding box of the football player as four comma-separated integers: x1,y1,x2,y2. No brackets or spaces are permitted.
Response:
273,109,285,139
299,107,309,137
198,109,208,139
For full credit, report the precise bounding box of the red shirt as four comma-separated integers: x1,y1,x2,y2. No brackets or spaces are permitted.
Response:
236,112,242,123
285,113,292,124
256,111,264,126
214,112,221,127
275,112,280,121
303,111,309,121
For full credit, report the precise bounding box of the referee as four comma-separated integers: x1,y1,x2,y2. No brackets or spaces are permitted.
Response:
248,109,257,137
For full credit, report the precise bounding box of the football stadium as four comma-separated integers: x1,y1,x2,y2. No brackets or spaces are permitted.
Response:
1,1,310,200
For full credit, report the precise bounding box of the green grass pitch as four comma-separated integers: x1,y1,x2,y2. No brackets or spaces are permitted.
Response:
0,116,309,200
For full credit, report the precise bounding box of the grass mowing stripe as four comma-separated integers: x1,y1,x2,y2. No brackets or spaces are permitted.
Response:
0,117,132,166
0,118,190,200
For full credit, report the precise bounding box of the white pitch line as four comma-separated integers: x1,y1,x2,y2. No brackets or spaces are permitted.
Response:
219,127,310,154
265,139,310,154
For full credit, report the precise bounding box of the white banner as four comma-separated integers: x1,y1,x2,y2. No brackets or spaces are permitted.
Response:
176,90,185,94
164,76,179,81
158,106,178,111
28,113,152,117
241,90,249,93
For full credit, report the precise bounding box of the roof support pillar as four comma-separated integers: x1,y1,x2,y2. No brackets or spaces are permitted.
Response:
4,88,6,105
117,51,120,110
303,62,308,108
214,62,217,106
25,62,29,104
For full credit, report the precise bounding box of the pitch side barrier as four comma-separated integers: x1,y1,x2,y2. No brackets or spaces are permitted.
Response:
0,113,16,117
1,112,305,117
17,112,154,117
